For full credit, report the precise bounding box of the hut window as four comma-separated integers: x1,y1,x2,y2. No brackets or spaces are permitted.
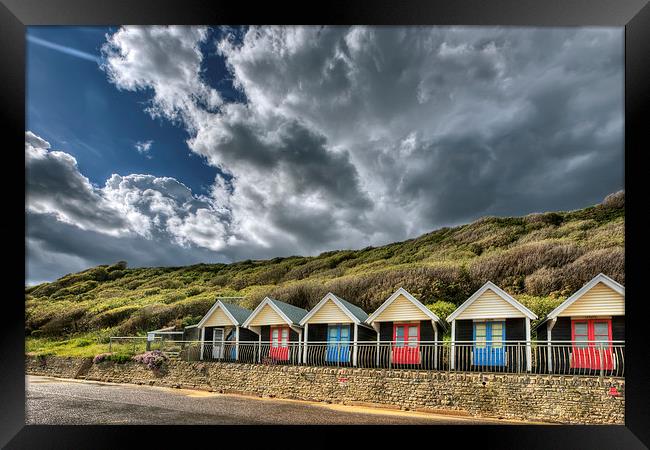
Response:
572,321,589,348
271,326,289,348
475,322,487,348
393,323,419,347
571,319,612,345
491,322,503,349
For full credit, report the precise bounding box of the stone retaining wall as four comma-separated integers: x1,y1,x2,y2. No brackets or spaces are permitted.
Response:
26,356,624,424
26,355,93,379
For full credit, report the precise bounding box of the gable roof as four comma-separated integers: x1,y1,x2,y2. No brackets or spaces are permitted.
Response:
299,292,369,325
242,297,308,328
544,273,624,321
446,281,537,322
366,287,442,325
197,299,253,327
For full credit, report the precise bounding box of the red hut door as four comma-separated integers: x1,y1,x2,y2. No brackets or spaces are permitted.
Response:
270,326,290,361
571,319,613,370
392,323,420,364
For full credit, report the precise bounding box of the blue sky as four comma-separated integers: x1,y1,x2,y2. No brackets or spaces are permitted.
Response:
26,26,242,195
25,26,623,285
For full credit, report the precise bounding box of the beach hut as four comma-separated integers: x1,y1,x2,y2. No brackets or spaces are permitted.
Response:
299,292,375,366
535,273,624,373
446,282,537,372
196,299,256,361
242,297,308,363
365,288,444,368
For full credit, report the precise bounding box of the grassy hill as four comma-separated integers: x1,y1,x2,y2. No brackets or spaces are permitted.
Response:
25,191,624,357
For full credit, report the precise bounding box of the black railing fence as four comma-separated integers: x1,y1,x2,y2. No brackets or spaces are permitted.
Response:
109,338,624,378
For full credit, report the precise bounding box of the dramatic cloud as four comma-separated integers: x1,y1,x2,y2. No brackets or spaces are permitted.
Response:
27,26,624,283
26,132,233,282
26,131,128,235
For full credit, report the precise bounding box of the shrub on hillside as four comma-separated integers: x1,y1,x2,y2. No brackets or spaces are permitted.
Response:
559,248,624,292
86,305,140,329
40,307,87,336
469,241,584,286
601,190,624,209
51,280,98,299
525,248,624,296
107,261,128,272
269,281,326,309
523,212,563,226
525,267,563,296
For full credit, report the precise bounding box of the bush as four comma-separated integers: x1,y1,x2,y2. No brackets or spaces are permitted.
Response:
74,338,93,347
86,305,139,329
107,261,128,272
426,300,457,327
469,241,584,286
110,353,133,364
132,350,168,370
40,307,87,336
601,190,624,209
93,352,112,364
524,212,563,226
93,352,132,364
525,267,563,296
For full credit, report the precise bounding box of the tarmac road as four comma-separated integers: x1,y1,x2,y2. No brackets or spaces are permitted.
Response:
26,375,531,425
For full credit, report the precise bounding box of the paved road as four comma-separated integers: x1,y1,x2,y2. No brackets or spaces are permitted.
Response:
26,375,528,425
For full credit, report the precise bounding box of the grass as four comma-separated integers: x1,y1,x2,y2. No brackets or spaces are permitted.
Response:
26,335,112,358
25,191,624,356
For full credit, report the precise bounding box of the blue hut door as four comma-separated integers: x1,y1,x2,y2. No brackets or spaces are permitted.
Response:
473,321,505,366
326,325,350,363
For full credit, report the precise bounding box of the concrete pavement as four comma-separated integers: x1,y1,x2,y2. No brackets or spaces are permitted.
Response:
26,375,535,425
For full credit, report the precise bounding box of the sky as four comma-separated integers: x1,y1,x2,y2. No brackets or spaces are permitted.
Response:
25,26,624,285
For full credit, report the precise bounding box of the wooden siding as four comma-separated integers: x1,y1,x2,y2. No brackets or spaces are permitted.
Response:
248,304,287,326
307,299,352,324
560,282,625,317
455,288,524,320
202,307,235,327
374,294,430,322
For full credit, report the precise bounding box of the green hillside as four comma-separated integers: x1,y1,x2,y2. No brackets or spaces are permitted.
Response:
26,191,624,356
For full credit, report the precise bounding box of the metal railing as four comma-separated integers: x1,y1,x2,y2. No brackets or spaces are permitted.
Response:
106,338,625,378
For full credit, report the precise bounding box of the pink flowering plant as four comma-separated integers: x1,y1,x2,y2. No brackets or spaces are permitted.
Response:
93,352,113,364
132,350,168,370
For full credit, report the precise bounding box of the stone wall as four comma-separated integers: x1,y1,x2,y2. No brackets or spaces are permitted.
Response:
25,355,93,379
26,356,624,424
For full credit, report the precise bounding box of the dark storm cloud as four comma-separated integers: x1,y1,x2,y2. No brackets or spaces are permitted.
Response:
26,211,226,284
26,132,128,234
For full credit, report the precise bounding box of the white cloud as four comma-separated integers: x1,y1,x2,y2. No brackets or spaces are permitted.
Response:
134,140,154,158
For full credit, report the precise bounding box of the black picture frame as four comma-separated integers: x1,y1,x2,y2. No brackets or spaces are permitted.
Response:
2,0,648,447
